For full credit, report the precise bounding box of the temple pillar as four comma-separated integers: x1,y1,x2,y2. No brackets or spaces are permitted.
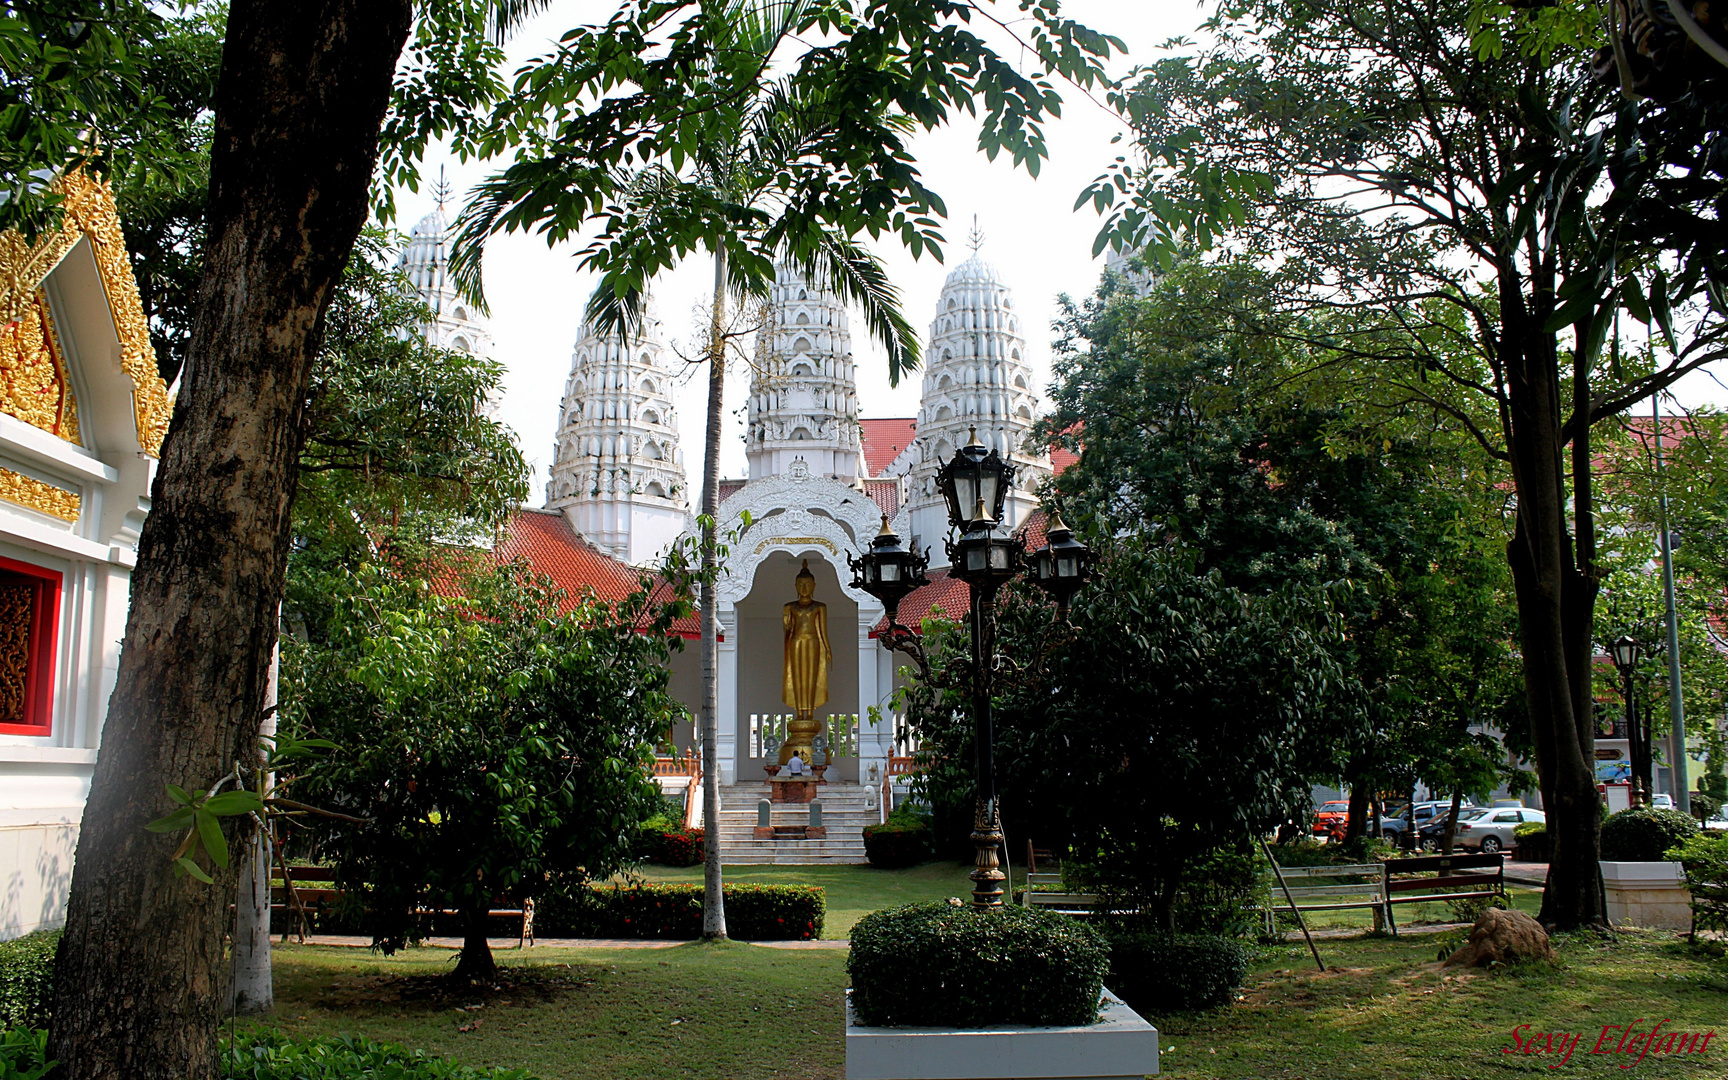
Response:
717,607,739,785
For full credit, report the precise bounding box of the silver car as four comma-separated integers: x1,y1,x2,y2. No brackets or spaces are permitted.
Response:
1455,806,1545,854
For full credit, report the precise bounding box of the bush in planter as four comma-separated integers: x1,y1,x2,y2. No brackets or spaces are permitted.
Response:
862,822,933,868
848,902,1109,1027
1600,806,1699,862
535,883,824,940
1669,832,1728,934
1102,930,1250,1013
0,929,57,1031
1512,821,1550,861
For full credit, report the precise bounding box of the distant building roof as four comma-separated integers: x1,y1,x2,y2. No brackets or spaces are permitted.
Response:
872,567,970,636
440,508,703,637
864,477,901,518
861,417,918,476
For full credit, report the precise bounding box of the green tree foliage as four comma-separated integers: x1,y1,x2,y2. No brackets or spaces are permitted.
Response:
282,562,689,982
1037,264,1525,834
905,537,1361,930
0,0,167,235
285,227,529,638
1073,0,1728,928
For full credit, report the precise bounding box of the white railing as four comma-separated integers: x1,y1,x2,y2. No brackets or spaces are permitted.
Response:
747,712,862,758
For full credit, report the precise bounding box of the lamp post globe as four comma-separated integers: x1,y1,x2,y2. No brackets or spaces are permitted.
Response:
937,426,1016,530
1610,634,1640,673
848,516,930,624
1028,511,1092,617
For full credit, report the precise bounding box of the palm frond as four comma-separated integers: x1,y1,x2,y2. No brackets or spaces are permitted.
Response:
490,0,553,43
787,232,921,386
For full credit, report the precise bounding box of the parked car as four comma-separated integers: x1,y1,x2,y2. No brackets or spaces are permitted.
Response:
1312,800,1349,838
1405,800,1471,829
1456,806,1545,853
1417,806,1489,850
1651,793,1674,810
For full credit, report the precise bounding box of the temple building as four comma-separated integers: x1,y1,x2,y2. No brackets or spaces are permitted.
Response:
505,242,1075,861
0,173,173,938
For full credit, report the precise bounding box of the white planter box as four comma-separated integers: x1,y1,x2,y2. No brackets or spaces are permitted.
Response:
844,989,1158,1080
1600,860,1690,931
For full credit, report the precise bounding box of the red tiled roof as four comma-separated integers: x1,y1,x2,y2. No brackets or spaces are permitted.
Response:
1016,508,1050,551
872,567,970,635
1050,446,1079,475
496,508,642,603
439,509,704,638
865,477,901,518
717,479,746,504
861,417,917,476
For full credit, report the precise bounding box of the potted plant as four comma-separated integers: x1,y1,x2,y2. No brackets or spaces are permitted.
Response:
844,902,1158,1080
1599,807,1698,930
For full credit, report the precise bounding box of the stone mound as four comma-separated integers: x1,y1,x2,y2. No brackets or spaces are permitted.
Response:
1442,906,1554,968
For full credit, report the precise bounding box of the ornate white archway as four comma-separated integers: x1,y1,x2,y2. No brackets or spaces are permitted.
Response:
687,474,897,785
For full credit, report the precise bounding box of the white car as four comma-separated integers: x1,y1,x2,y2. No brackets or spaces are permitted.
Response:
1652,793,1674,810
1455,806,1545,854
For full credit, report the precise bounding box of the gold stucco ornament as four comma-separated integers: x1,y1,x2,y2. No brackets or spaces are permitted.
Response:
0,170,170,458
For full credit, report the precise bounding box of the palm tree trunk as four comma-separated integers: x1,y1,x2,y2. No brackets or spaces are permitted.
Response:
699,240,729,940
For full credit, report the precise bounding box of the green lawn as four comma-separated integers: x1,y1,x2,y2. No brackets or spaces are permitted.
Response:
263,926,1728,1080
632,861,975,937
264,940,846,1080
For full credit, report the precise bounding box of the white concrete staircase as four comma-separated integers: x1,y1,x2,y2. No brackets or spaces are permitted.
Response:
711,780,876,864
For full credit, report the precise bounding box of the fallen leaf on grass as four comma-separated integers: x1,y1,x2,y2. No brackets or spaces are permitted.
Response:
457,1020,482,1033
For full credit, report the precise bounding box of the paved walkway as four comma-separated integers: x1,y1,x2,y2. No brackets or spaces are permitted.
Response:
1505,861,1548,887
299,935,848,950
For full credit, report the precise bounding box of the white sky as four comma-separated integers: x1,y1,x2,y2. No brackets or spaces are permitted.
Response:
402,2,1728,505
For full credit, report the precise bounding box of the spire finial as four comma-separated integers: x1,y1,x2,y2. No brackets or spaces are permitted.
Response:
433,164,452,211
968,214,985,254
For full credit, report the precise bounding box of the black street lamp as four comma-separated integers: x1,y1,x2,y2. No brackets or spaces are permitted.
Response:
1027,511,1093,620
1610,635,1648,808
851,427,1094,910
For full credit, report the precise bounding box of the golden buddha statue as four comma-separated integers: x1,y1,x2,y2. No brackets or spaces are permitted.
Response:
780,560,831,765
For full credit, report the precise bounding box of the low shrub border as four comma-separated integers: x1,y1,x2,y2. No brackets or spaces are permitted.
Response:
861,822,932,868
1601,807,1699,862
536,883,824,940
0,929,57,1032
222,1032,540,1079
1102,930,1250,1013
1512,822,1550,862
848,901,1108,1027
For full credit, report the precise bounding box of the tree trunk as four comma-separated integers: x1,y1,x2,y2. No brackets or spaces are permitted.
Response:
699,241,728,940
48,4,411,1076
1440,790,1462,855
1344,784,1369,844
452,904,498,984
230,631,279,1015
1501,297,1603,930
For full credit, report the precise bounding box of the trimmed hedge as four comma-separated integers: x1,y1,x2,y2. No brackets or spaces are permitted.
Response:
1600,806,1699,862
221,1032,540,1079
861,822,932,868
848,902,1109,1028
1512,822,1550,862
0,930,57,1032
1103,931,1250,1013
536,883,824,940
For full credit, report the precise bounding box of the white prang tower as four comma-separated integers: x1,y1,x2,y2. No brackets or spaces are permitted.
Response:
397,175,493,359
889,223,1048,562
746,261,863,483
547,290,690,565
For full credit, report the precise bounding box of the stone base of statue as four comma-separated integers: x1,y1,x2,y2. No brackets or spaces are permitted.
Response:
769,777,820,803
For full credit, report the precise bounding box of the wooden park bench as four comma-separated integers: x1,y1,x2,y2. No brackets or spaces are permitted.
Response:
1262,863,1389,936
1680,862,1728,944
1020,870,1103,916
1380,851,1506,936
269,864,534,946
